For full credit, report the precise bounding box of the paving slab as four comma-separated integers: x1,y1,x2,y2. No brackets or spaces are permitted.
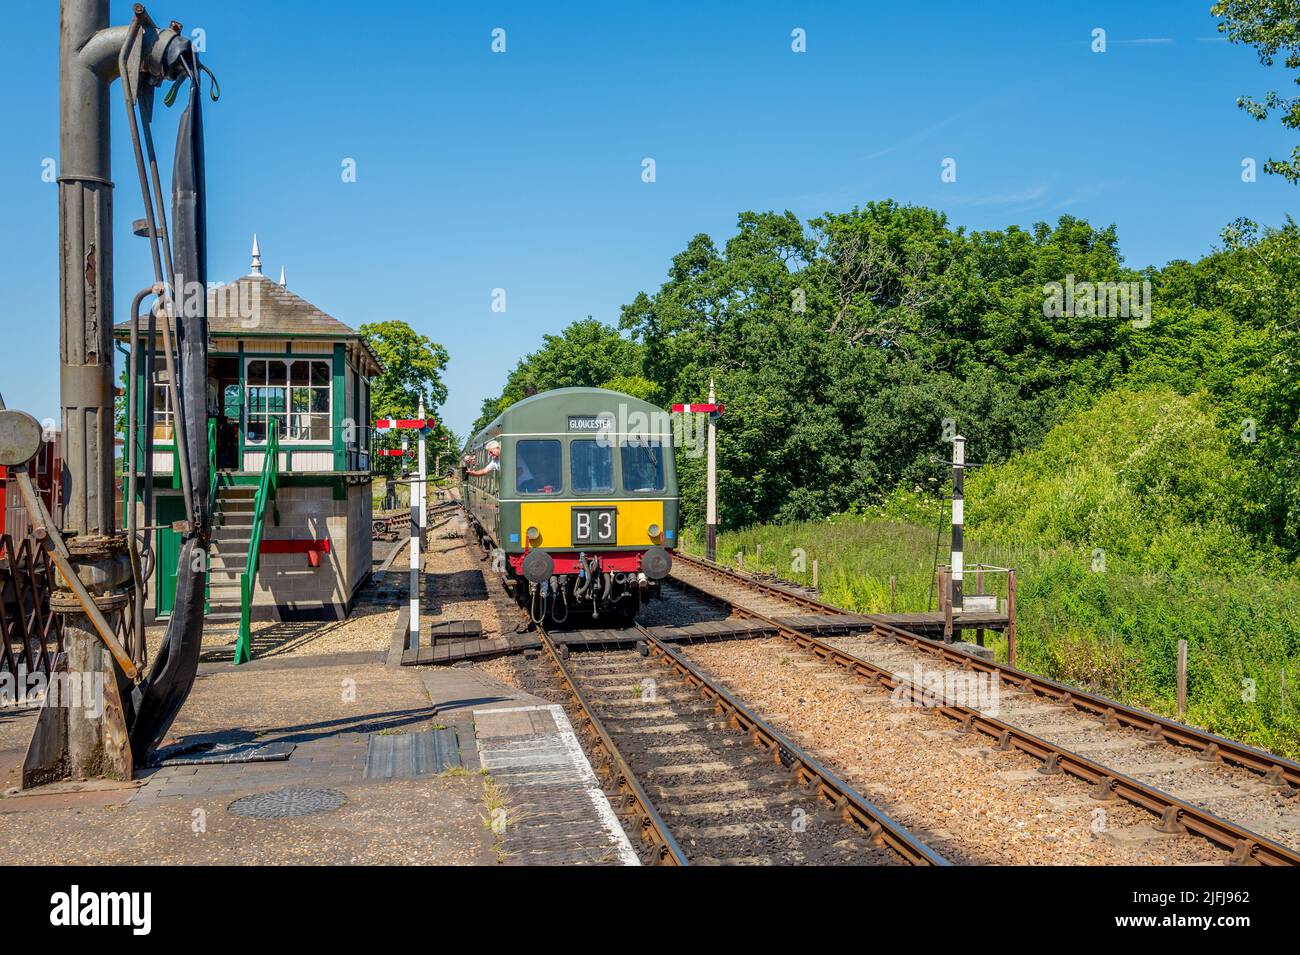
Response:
475,704,639,866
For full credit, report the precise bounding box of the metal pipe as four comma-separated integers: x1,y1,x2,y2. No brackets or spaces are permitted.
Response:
142,296,157,569
56,0,131,780
156,299,194,528
59,0,118,540
126,284,160,665
118,21,165,292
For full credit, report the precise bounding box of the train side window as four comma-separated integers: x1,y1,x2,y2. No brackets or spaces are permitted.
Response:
621,440,665,492
571,440,613,494
515,440,561,494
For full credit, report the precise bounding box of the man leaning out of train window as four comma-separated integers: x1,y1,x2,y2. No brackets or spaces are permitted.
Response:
466,440,501,477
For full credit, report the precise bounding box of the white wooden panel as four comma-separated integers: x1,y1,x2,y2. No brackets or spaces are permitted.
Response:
243,451,293,473
291,340,334,354
242,339,286,352
151,452,174,473
292,451,334,472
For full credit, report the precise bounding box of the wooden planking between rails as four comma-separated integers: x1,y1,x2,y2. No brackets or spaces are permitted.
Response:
398,618,784,665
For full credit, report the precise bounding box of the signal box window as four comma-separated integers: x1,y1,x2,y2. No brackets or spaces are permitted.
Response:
515,440,561,494
571,440,614,494
621,440,665,492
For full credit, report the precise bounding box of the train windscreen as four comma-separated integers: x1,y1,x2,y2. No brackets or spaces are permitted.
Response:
515,439,561,493
621,440,665,492
571,439,614,493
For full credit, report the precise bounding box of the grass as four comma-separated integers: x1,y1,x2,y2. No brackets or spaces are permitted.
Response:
681,389,1300,758
479,771,510,863
684,514,1300,759
371,476,411,510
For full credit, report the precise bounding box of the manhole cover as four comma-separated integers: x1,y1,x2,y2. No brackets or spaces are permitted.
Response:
227,787,345,819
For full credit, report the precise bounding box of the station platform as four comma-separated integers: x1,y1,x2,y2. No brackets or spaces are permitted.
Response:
0,649,636,865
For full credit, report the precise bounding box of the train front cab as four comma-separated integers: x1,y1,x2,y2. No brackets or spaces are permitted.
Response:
493,396,679,622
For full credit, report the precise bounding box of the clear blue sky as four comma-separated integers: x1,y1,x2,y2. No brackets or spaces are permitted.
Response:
1,1,1296,439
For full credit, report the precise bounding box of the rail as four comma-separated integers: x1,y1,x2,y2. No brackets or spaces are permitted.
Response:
207,418,218,513
633,623,950,866
666,559,1300,866
538,628,687,865
233,428,279,665
673,551,1300,790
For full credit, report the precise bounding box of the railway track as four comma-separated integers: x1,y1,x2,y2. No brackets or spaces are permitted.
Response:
518,623,949,866
666,552,1300,866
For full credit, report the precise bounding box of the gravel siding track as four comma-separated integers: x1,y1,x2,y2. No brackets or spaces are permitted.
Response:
825,632,1300,853
442,513,1284,865
679,638,1227,865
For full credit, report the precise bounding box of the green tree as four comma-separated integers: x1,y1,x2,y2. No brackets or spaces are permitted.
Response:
471,198,1298,557
359,320,450,475
1214,0,1300,182
360,320,450,419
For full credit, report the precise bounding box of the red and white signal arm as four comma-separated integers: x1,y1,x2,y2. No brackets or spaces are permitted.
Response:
375,418,433,431
671,403,724,420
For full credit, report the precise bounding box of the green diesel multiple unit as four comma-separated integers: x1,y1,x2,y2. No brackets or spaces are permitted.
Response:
463,387,678,622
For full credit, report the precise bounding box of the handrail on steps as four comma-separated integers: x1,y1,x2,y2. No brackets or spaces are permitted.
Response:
207,418,218,512
233,429,279,664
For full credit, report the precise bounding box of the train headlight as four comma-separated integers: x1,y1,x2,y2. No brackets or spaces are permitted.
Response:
647,523,661,539
526,526,540,542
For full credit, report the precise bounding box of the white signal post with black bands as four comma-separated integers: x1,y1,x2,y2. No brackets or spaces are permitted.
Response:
705,380,719,562
950,434,965,637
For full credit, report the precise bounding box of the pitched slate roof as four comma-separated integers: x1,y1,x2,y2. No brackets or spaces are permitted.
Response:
114,274,383,376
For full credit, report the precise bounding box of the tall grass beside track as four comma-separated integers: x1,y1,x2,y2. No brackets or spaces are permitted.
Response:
682,388,1300,760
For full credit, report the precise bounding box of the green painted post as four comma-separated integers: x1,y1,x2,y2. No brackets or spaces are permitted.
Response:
234,573,251,664
332,343,346,471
